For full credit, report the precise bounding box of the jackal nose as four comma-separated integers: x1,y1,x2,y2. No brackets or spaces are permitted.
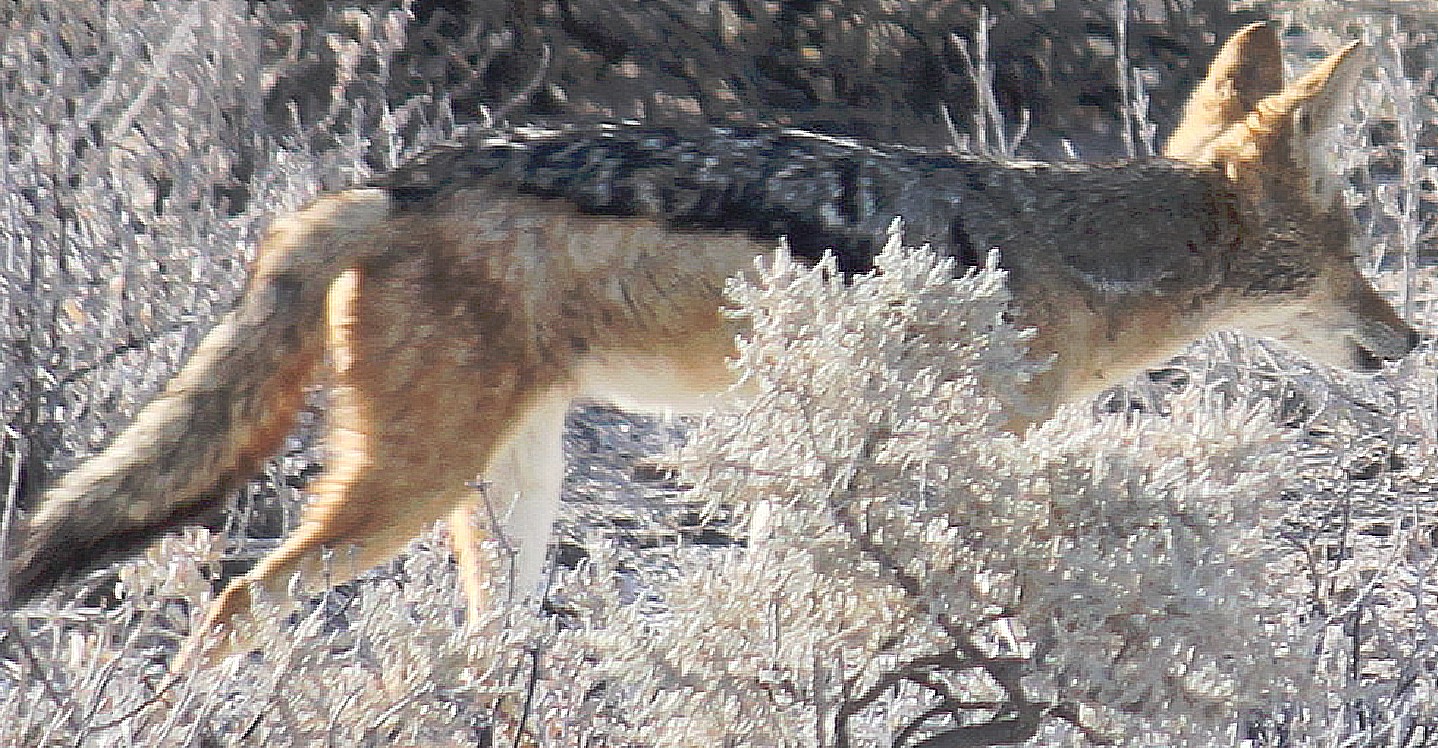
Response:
1354,327,1422,371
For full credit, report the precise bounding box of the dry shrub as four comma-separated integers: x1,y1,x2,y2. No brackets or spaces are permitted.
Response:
522,230,1315,746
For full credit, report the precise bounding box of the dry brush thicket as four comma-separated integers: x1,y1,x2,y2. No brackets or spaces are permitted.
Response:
5,1,1438,746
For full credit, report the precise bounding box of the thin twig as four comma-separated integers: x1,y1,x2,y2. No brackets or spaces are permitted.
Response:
510,644,543,748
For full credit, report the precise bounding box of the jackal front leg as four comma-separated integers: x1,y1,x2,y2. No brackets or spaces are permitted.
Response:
450,388,570,618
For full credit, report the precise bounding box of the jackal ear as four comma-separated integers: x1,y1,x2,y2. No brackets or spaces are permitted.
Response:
1281,39,1366,137
1200,36,1364,179
1164,22,1285,162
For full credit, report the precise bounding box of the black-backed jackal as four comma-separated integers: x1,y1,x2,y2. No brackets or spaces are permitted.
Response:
7,24,1420,663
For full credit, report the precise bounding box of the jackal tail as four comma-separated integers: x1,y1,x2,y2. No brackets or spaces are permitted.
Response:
8,189,391,605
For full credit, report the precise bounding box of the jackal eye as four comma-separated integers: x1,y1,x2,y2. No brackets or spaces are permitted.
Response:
1297,108,1314,137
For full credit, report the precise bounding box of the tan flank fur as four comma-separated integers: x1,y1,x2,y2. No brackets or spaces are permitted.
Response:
9,23,1419,665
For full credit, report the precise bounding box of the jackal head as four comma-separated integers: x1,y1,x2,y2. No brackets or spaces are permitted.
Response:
1164,22,1419,370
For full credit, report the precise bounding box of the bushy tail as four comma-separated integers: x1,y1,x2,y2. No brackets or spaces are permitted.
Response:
8,188,392,605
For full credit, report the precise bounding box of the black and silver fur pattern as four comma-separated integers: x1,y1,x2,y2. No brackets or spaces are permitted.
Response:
374,124,1240,294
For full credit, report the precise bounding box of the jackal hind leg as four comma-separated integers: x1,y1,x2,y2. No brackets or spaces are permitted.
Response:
189,267,556,662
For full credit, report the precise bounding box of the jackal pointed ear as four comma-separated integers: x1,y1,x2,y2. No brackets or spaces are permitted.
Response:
1253,38,1365,140
1166,27,1364,203
1164,22,1285,162
1198,36,1364,180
